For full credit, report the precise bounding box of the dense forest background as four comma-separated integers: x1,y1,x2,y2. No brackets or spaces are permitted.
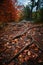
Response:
0,0,43,26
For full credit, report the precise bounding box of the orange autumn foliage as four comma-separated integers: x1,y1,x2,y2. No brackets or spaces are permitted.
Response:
0,0,17,23
14,6,24,22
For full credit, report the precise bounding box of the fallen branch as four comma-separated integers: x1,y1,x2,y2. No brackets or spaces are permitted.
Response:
5,39,34,64
12,24,43,40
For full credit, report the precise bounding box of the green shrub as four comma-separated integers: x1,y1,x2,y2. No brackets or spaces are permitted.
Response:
33,8,43,23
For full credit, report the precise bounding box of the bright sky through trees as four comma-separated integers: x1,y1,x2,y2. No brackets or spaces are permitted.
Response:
18,0,38,6
18,0,38,11
18,0,31,6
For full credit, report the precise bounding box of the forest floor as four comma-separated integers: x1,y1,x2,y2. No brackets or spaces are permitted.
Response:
0,22,43,65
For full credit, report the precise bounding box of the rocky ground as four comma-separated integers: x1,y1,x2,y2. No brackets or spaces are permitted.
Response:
0,22,43,65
